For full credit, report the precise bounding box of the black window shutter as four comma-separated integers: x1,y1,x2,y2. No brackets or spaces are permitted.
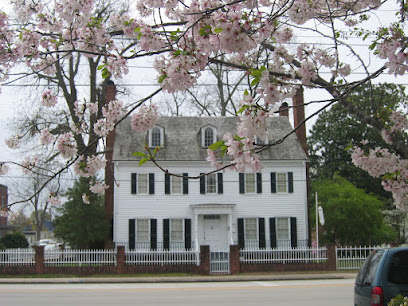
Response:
271,172,276,193
150,219,157,250
256,173,262,194
258,218,266,249
185,219,192,250
200,173,205,194
182,173,189,194
163,219,170,250
149,173,155,194
290,217,297,248
131,173,137,194
239,173,245,194
288,172,294,193
269,218,277,248
165,173,170,194
217,173,223,194
237,218,245,249
129,219,135,250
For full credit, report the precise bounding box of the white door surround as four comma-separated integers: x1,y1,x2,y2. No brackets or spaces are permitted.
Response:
190,203,235,252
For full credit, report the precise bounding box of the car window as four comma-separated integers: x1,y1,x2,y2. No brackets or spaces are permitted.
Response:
388,251,408,284
356,250,384,285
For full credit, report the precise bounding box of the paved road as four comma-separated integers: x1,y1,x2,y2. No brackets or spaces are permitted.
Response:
0,278,354,305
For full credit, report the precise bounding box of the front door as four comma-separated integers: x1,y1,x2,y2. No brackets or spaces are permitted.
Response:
199,214,228,251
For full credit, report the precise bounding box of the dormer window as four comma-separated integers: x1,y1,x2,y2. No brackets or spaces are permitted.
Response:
149,126,164,148
202,126,216,148
255,135,268,147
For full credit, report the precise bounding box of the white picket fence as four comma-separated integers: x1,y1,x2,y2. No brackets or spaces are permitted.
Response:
0,248,36,266
44,249,116,266
0,245,388,270
125,249,199,265
336,245,387,270
240,246,328,264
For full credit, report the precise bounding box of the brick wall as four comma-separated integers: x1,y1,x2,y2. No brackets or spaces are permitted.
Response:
0,245,337,276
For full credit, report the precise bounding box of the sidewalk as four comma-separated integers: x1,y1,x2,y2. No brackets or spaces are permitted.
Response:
0,272,357,284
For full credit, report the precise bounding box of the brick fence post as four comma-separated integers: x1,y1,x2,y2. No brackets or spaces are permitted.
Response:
33,246,44,274
326,244,337,271
229,245,240,275
116,246,125,274
199,245,210,275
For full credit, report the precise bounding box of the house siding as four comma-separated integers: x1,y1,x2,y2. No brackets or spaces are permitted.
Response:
113,160,308,247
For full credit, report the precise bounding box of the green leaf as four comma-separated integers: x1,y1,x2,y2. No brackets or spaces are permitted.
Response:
158,74,167,83
213,27,223,33
134,27,142,33
139,158,149,166
251,77,260,87
132,152,147,157
244,89,249,96
101,68,111,79
97,64,105,70
208,140,224,150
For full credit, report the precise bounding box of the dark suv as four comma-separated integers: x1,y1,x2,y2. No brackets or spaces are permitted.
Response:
354,247,408,305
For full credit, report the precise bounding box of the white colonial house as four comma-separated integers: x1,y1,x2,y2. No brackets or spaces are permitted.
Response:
111,113,310,252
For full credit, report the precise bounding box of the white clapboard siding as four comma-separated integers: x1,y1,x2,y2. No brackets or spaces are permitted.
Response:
113,159,308,246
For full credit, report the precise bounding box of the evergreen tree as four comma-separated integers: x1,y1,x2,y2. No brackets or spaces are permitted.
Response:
53,178,108,249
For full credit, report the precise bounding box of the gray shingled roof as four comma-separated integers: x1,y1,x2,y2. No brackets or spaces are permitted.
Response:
112,116,308,161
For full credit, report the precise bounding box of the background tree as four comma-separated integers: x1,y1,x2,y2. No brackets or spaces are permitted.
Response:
53,177,108,249
8,209,33,233
308,83,407,200
312,176,396,245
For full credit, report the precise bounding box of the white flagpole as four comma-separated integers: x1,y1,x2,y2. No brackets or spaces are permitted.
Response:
316,191,319,260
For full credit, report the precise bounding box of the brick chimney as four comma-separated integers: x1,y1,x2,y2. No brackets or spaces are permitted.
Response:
292,87,308,156
104,81,116,249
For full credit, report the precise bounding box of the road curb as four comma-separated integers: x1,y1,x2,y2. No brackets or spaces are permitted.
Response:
0,273,356,284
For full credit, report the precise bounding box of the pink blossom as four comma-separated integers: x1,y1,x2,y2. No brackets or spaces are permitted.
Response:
57,132,77,159
40,129,54,145
5,135,21,149
21,155,39,174
94,100,124,136
0,163,9,175
41,90,58,107
90,182,109,194
82,194,90,204
47,194,61,206
74,155,106,178
131,104,159,132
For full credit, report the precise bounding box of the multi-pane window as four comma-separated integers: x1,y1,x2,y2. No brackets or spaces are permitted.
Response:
138,174,148,194
202,126,216,147
207,173,217,193
172,175,182,194
170,219,184,242
276,218,290,241
136,219,149,242
245,218,258,240
276,173,287,193
151,127,161,147
245,173,256,193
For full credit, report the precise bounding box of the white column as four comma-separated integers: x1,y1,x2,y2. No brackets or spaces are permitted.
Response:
228,213,234,245
195,213,199,251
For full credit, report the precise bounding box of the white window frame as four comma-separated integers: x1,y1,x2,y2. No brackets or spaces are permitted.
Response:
276,217,290,241
148,126,164,148
137,173,149,194
206,173,217,194
170,219,184,243
245,173,256,193
202,126,216,148
136,219,150,243
255,135,269,146
244,218,258,241
276,172,288,193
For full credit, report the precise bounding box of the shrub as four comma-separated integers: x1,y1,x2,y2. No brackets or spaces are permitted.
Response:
388,295,408,306
0,232,29,248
